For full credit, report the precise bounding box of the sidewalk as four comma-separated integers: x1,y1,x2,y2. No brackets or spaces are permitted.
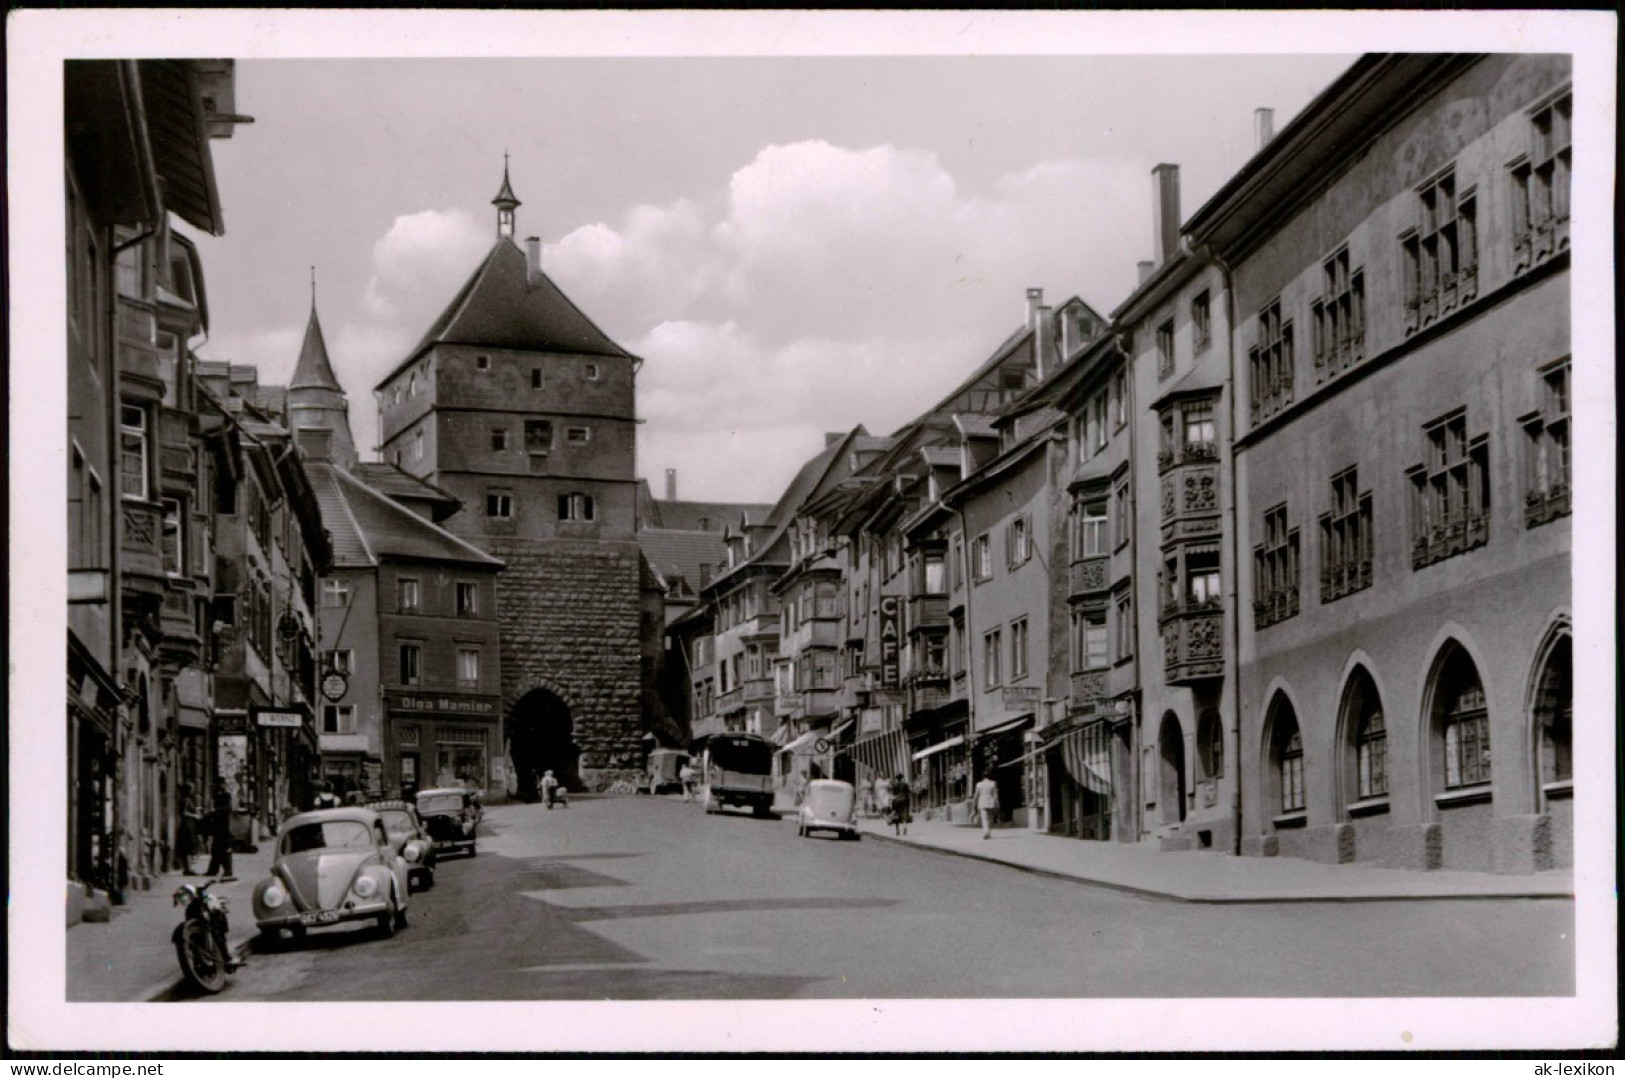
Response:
852,813,1574,904
66,845,273,1002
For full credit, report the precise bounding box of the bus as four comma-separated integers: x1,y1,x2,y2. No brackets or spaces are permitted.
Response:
699,734,776,816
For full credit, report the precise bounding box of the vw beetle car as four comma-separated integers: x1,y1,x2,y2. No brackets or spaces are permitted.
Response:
366,799,436,891
415,787,478,858
796,779,860,840
253,807,411,945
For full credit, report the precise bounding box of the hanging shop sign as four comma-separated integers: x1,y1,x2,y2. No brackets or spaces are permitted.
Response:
254,707,304,728
879,596,901,687
321,672,350,702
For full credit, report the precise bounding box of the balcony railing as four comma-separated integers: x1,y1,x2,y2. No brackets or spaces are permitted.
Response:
1068,555,1109,597
1161,609,1225,685
1319,560,1373,603
1525,482,1571,528
1410,510,1489,570
1158,594,1224,623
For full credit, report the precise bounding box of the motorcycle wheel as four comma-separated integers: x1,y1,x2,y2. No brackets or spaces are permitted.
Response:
176,919,228,994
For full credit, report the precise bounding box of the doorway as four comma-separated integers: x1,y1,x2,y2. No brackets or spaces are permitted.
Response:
508,688,578,798
1159,711,1187,825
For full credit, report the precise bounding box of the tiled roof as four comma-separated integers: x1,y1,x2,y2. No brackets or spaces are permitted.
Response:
638,528,728,593
311,462,502,569
919,445,959,467
380,240,630,390
350,462,462,518
649,498,774,532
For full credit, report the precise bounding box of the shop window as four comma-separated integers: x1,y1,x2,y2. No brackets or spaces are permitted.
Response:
1248,299,1293,425
398,577,420,613
399,644,422,686
1408,409,1489,568
322,705,356,735
1522,358,1571,527
558,492,596,521
456,582,479,616
1253,503,1300,628
1319,467,1373,601
120,404,149,500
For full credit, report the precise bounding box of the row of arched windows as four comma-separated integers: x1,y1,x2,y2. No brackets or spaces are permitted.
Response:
1258,629,1572,822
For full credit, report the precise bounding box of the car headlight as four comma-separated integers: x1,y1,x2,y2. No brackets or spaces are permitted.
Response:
402,843,421,863
353,875,379,898
262,883,286,909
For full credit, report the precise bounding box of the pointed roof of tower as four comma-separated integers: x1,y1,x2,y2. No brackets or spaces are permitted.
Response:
289,301,342,392
492,155,520,210
377,239,633,388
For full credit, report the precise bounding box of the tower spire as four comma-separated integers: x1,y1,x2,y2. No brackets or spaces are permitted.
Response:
493,153,521,240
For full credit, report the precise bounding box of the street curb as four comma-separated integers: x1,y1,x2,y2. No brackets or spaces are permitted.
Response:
856,827,1575,905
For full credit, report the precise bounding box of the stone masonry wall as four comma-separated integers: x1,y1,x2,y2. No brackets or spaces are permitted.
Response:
487,536,645,784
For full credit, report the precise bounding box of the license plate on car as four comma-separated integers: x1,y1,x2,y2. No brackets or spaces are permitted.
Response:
300,909,343,925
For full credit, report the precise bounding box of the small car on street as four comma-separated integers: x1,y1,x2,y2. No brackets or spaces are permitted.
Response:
796,778,860,840
416,787,479,858
366,799,437,891
252,807,411,945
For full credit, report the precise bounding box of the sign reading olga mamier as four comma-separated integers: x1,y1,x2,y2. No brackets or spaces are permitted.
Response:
386,691,499,718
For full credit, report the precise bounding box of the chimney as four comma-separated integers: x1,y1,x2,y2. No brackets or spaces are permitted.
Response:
698,563,712,589
1254,108,1275,151
1137,260,1155,284
665,468,677,501
525,236,541,281
1025,287,1044,331
1152,163,1181,264
1033,304,1053,380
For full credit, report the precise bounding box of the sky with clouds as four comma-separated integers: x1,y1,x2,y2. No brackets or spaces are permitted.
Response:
183,49,1359,503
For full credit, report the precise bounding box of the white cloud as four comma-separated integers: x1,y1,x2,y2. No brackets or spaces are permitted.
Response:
363,208,488,319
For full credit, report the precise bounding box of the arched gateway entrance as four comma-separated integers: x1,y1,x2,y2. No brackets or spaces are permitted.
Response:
508,688,579,800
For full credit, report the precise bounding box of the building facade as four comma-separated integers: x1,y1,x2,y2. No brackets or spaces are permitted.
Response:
1185,54,1574,872
374,168,648,794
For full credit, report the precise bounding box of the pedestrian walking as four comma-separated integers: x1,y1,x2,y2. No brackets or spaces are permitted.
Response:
678,761,697,802
886,773,911,836
176,784,200,875
203,789,235,880
540,769,561,809
974,773,1000,839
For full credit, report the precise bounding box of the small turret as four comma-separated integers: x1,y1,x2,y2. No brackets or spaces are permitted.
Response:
493,153,521,240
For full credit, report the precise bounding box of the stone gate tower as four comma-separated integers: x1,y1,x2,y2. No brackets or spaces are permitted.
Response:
373,163,645,794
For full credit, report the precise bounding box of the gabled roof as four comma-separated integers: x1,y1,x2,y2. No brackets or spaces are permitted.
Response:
310,461,502,569
289,304,341,392
350,462,462,522
645,497,774,532
638,528,728,595
379,239,631,390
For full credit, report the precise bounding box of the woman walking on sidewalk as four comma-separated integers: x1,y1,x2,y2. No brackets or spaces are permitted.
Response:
886,773,912,836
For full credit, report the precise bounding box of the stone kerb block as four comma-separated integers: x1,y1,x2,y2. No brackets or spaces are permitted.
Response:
1240,833,1279,858
1378,822,1442,870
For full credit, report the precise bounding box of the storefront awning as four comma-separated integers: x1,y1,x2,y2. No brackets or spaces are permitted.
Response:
829,719,855,743
779,729,821,755
911,734,965,762
974,715,1034,740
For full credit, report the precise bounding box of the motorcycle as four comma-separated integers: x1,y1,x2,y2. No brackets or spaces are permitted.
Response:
172,879,240,993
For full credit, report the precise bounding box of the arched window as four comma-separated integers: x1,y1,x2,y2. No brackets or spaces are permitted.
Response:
1356,709,1387,799
1280,730,1304,812
1437,649,1490,790
1536,635,1572,788
1267,699,1305,816
1196,708,1223,782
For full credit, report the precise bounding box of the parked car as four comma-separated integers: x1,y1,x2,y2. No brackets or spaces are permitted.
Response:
796,779,860,840
252,807,411,946
366,800,436,891
416,788,479,858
